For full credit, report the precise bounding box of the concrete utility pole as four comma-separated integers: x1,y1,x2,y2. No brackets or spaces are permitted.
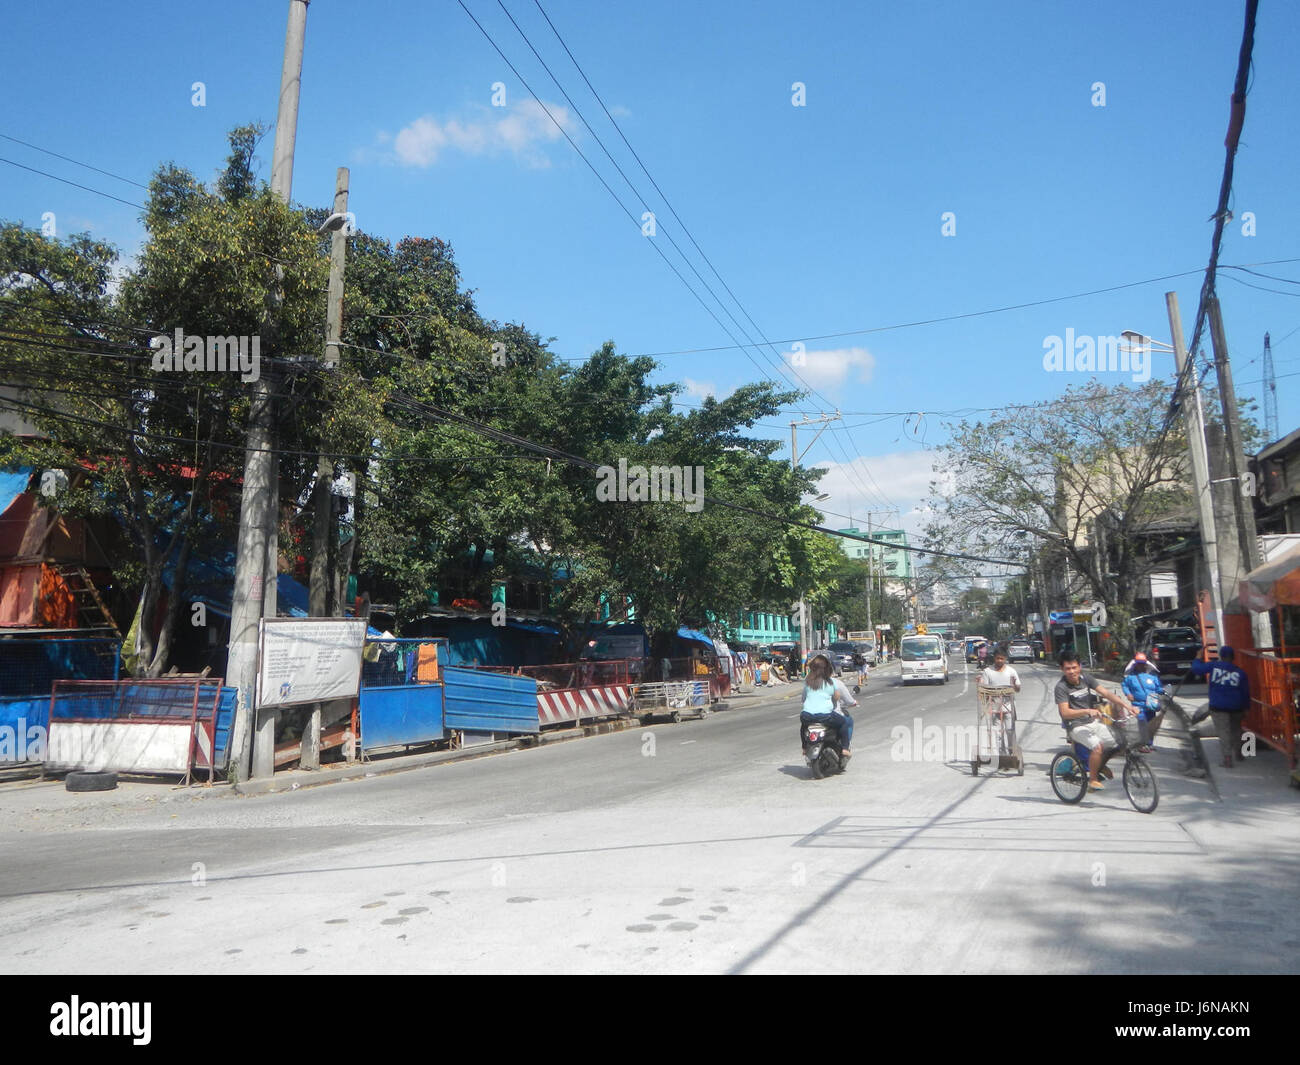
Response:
1165,291,1225,651
302,167,350,771
864,513,873,634
270,0,309,202
228,0,311,781
790,413,840,657
1207,296,1270,650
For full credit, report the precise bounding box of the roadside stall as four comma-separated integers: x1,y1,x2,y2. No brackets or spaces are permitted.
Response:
1238,548,1300,769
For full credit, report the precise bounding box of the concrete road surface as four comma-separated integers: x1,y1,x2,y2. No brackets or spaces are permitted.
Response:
1,661,1297,973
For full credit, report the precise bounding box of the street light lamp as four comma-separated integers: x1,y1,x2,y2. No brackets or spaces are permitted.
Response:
318,211,351,235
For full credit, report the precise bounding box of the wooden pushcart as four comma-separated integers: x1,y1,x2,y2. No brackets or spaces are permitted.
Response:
972,683,1024,775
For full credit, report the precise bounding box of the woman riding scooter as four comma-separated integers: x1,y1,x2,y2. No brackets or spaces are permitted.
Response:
799,653,857,759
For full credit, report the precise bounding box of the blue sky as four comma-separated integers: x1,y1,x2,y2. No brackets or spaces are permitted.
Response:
3,0,1298,545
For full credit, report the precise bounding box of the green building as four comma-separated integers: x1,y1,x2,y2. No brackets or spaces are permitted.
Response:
837,527,912,583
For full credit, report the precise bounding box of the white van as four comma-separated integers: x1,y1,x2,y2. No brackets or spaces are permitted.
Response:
899,634,948,685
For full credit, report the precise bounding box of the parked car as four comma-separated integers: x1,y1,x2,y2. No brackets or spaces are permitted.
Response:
1007,639,1034,663
826,640,860,674
1138,626,1203,676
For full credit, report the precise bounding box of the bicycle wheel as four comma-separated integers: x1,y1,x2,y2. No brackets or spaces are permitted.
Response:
1050,751,1088,803
1122,754,1159,814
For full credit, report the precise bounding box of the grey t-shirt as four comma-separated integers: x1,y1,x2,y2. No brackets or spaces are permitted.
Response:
1054,673,1103,716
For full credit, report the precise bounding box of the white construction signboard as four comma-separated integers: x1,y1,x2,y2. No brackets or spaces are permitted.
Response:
257,618,368,709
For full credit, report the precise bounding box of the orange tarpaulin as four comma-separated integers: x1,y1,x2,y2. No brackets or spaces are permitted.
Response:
0,563,77,627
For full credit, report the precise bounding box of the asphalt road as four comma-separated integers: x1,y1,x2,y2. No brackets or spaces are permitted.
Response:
2,661,1298,974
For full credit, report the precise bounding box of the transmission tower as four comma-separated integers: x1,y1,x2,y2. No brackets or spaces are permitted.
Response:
1263,331,1278,443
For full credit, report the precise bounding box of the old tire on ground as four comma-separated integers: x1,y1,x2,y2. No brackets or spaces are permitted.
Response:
66,770,118,793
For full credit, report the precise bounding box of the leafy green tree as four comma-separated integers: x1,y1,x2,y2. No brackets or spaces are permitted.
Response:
0,124,372,674
924,379,1192,652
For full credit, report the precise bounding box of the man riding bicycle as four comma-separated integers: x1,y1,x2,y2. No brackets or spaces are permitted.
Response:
1054,650,1138,791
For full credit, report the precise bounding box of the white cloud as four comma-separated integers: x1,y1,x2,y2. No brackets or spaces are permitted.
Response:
808,449,952,542
682,378,733,401
389,100,575,168
783,346,875,392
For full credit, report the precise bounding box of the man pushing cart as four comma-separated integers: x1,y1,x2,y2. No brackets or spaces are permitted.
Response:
972,644,1024,775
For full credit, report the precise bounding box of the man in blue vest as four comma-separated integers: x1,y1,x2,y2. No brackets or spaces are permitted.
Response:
1122,651,1165,752
1188,647,1251,768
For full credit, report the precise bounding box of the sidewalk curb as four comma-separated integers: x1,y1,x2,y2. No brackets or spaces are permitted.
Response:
232,716,648,796
229,737,525,797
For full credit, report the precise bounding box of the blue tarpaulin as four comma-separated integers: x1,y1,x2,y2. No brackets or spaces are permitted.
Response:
677,626,714,647
162,557,382,636
0,469,30,515
506,619,561,635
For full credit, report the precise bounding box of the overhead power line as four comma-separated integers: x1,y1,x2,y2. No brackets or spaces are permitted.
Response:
555,261,1300,361
520,0,890,506
0,156,145,210
524,0,838,414
455,0,805,401
0,132,150,189
494,0,827,408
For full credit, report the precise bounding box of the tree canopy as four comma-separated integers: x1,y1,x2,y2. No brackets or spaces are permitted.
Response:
0,124,845,670
922,379,1194,649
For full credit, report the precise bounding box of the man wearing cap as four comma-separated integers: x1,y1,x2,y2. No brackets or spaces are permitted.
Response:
1121,651,1165,752
1188,647,1251,768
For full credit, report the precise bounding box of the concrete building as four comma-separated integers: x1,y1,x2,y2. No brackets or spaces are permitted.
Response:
836,526,912,596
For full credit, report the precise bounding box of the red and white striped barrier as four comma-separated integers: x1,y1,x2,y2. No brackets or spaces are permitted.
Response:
537,684,634,727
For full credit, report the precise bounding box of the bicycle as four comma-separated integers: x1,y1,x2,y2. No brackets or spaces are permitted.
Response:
1049,707,1159,814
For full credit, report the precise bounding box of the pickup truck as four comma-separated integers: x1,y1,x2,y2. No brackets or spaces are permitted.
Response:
1138,626,1203,676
